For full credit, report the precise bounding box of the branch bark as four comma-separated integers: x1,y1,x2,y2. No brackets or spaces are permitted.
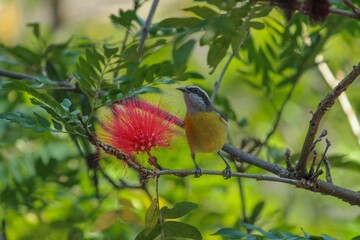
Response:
137,0,160,53
0,68,78,91
296,63,360,178
80,62,360,206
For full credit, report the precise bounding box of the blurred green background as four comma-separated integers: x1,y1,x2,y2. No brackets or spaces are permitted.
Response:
1,0,360,239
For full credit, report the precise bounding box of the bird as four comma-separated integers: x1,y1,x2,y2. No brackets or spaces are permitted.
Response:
177,85,231,179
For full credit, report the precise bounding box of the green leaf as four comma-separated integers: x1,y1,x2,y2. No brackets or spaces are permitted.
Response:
158,17,203,28
110,9,139,28
327,155,360,172
91,210,119,232
183,72,204,79
161,202,198,219
248,201,265,225
27,22,41,39
240,223,280,238
34,112,50,128
184,6,218,19
0,112,45,133
103,45,119,58
1,45,42,66
247,21,265,30
163,221,202,240
68,227,84,240
207,36,230,72
135,224,161,240
250,5,273,18
173,40,195,74
145,199,160,232
212,228,251,239
231,30,246,58
61,98,72,111
52,119,63,131
2,82,78,129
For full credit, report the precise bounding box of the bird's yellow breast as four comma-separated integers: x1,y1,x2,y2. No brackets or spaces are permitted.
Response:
184,111,228,153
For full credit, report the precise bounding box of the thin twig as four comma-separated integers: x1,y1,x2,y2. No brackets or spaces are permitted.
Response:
343,0,360,16
314,139,331,177
284,149,294,172
310,129,328,152
237,178,248,224
254,72,300,156
210,29,250,103
297,63,360,178
210,53,234,103
308,149,317,177
156,176,165,238
316,55,360,145
0,68,37,81
0,68,79,91
329,8,360,20
324,156,333,183
137,0,160,53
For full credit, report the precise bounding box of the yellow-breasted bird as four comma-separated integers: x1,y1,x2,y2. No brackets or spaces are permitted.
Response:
177,86,231,179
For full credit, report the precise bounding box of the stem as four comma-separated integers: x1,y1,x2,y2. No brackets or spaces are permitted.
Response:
237,177,248,224
138,0,160,53
0,68,79,92
330,8,360,20
210,29,250,103
297,63,360,178
316,55,360,145
156,176,165,239
210,53,234,103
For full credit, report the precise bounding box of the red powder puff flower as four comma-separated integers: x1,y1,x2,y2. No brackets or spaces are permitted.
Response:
100,98,181,167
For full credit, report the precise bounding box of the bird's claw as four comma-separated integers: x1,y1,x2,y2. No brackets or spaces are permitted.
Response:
194,166,202,178
222,166,231,180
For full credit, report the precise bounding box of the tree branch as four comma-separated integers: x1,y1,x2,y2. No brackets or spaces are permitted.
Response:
316,55,360,145
330,8,360,20
0,68,38,81
80,114,360,206
137,0,160,53
297,63,360,178
0,68,79,91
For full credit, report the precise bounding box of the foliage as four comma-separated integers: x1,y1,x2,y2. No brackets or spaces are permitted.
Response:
1,0,360,239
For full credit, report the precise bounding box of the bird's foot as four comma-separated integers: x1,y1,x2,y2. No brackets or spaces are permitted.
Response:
222,166,231,180
194,166,202,178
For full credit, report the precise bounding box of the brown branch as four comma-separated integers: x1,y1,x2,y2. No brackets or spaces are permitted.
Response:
81,121,360,206
297,63,360,178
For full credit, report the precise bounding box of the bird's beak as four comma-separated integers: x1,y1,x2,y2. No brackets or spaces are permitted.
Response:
176,87,186,92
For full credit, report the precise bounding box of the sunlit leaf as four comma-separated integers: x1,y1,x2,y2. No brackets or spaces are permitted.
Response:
91,210,119,232
184,6,218,19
